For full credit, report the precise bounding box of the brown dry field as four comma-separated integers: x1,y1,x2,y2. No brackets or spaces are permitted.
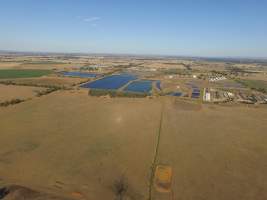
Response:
0,89,267,199
0,63,79,70
0,85,45,102
241,73,267,81
0,90,161,199
0,62,21,68
154,100,267,200
0,57,194,71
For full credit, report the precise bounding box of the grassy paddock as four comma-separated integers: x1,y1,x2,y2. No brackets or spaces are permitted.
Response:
236,79,267,94
0,69,52,79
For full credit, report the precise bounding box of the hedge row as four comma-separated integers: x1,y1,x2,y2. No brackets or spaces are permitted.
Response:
0,80,65,90
0,99,25,107
36,88,59,97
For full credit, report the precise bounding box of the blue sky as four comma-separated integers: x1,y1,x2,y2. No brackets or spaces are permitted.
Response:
0,0,266,57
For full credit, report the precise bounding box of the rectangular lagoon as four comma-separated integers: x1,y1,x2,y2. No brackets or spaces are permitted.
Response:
61,71,99,78
169,92,183,97
191,92,200,98
124,80,153,93
81,74,137,90
156,81,161,90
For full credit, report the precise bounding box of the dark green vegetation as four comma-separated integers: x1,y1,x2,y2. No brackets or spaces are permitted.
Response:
0,69,52,79
0,80,64,90
211,70,228,76
89,89,148,98
36,88,60,97
80,66,99,71
0,98,25,107
236,79,267,94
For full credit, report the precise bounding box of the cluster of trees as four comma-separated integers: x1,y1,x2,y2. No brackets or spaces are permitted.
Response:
36,88,59,97
197,74,206,80
211,70,228,76
112,176,129,200
0,80,64,89
80,66,99,71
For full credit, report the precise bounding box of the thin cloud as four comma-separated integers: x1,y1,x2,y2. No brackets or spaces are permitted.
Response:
83,17,101,22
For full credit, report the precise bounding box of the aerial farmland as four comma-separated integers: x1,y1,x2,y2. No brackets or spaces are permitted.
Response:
0,53,267,200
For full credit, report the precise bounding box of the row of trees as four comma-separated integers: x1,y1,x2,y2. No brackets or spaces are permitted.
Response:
89,89,149,98
0,99,25,107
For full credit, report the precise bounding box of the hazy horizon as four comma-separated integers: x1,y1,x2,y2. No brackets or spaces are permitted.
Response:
1,49,267,61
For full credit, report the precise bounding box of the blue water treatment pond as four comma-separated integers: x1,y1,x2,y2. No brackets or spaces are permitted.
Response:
81,74,137,90
156,81,161,90
124,80,153,93
169,92,183,97
191,92,200,98
193,88,200,93
62,71,98,78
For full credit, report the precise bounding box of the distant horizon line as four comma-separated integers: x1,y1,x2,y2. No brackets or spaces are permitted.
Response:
0,49,267,61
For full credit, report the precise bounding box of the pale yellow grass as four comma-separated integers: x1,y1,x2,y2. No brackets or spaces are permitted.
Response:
0,90,161,200
0,85,45,102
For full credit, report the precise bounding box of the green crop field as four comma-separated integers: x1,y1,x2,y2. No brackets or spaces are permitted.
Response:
236,79,267,94
0,69,52,79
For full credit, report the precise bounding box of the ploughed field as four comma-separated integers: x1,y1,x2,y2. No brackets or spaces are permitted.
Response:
0,90,267,200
